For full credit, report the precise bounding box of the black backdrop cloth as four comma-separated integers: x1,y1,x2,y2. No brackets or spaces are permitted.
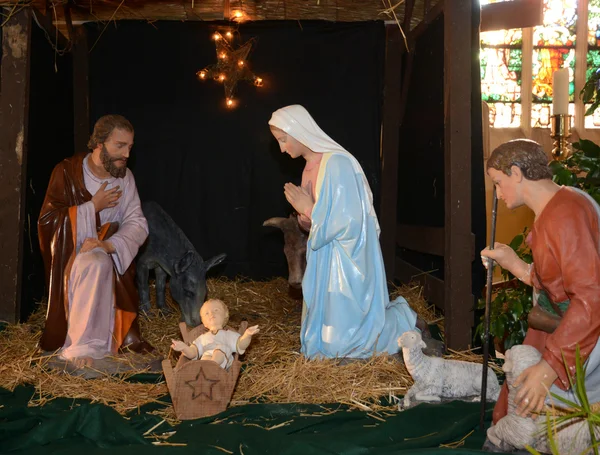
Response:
85,19,385,281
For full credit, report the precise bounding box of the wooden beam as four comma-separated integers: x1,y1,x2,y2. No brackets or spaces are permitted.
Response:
223,0,230,20
72,25,90,155
396,224,477,260
0,8,32,323
403,0,415,31
63,1,75,43
480,0,543,32
394,258,445,312
444,0,473,350
33,0,384,22
30,6,69,51
379,26,404,282
409,0,444,45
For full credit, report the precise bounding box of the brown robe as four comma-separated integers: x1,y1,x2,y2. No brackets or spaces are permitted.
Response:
38,152,151,353
493,187,600,423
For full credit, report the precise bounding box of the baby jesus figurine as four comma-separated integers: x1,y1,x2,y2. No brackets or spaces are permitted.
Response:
171,299,259,369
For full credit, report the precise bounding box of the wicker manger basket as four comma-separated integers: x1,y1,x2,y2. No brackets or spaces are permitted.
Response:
162,320,248,420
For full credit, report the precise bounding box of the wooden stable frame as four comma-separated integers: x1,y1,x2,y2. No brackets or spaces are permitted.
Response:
2,0,480,351
5,0,444,39
379,0,476,350
0,8,32,324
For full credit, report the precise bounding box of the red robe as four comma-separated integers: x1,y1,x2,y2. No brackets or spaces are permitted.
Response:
493,186,600,423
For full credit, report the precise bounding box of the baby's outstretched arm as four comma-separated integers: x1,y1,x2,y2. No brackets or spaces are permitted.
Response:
171,339,199,359
238,325,260,352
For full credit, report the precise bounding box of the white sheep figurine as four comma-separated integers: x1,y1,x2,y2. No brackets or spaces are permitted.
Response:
398,330,500,409
487,344,600,455
486,344,540,452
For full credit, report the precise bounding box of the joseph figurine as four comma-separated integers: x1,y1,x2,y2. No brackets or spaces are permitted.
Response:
38,114,153,367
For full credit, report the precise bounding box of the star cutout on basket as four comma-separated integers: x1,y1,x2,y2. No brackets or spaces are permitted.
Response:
197,31,263,108
184,366,220,401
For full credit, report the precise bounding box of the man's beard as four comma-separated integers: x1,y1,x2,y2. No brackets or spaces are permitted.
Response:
100,145,127,179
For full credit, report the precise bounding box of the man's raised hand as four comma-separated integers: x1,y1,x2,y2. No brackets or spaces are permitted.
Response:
92,182,122,212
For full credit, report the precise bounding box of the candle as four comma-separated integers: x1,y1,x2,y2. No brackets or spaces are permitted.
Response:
552,67,569,115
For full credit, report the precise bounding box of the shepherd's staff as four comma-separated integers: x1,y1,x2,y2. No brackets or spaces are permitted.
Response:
480,187,498,430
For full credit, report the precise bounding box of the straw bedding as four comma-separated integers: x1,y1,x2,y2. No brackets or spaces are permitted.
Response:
0,277,498,422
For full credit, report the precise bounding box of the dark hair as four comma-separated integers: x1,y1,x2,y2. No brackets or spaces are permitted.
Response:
486,139,552,181
87,115,134,150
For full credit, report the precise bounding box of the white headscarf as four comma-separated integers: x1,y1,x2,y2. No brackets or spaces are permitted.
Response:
268,104,379,232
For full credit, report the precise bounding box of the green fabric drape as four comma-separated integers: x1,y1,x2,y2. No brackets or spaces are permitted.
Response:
0,384,497,454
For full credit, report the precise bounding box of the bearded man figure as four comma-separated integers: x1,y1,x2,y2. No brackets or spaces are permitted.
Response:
38,114,153,368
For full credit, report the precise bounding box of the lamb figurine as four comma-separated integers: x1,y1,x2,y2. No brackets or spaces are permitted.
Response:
398,331,500,410
485,345,540,452
487,344,600,455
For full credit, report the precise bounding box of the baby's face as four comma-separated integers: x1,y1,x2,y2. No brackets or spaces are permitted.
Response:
201,301,226,331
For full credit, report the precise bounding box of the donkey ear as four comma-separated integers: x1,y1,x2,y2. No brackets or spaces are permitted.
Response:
174,251,195,275
204,253,227,271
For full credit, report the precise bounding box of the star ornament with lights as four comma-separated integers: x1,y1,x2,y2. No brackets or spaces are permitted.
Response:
197,31,264,109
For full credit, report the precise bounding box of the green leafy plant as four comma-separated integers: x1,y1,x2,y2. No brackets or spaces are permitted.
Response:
475,230,533,352
550,139,600,205
580,68,600,117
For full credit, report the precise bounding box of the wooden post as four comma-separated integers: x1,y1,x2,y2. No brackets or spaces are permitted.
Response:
73,25,90,154
444,0,473,350
0,8,32,323
223,0,231,19
379,25,404,281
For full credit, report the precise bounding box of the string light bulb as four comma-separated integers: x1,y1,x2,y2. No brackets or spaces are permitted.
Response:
213,33,221,41
219,52,227,60
238,60,244,67
226,98,235,108
197,71,206,79
254,77,263,87
225,31,233,39
232,10,244,20
219,74,226,82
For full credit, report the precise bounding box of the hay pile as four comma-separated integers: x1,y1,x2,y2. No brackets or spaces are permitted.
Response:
0,307,170,414
0,277,496,421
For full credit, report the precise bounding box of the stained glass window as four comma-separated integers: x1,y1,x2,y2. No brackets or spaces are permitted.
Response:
587,0,600,127
479,0,600,129
481,27,523,127
531,0,577,127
